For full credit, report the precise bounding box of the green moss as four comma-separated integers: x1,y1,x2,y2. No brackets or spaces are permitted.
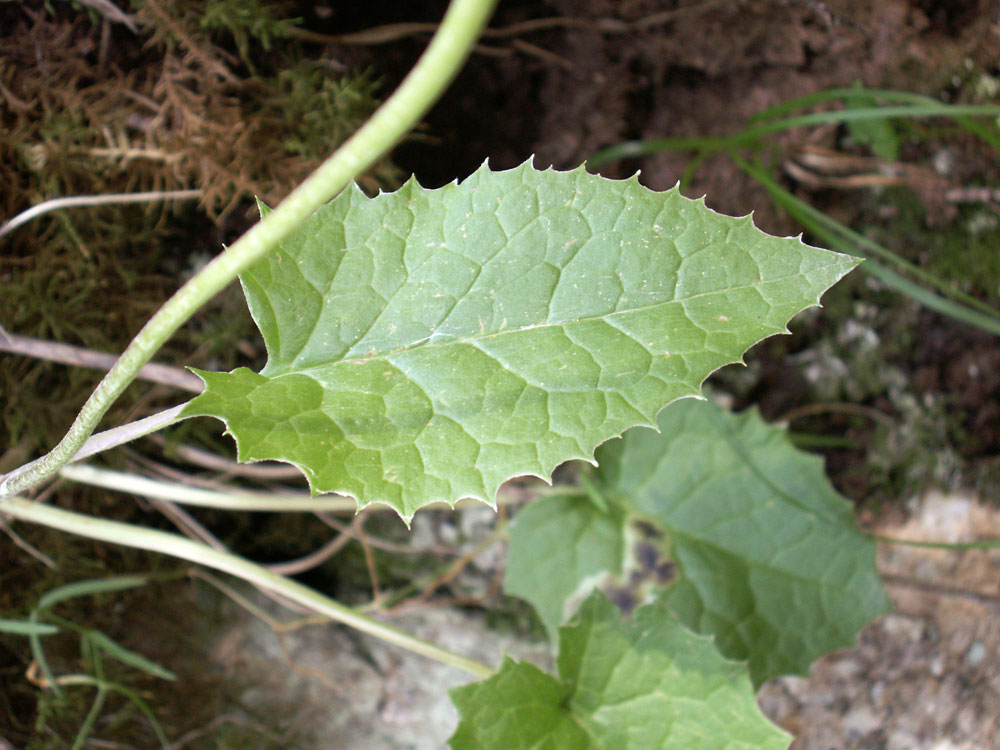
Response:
199,0,300,66
275,65,386,166
866,187,1000,306
0,0,399,463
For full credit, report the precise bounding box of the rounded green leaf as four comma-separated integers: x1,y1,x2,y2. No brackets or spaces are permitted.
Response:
596,398,890,685
450,592,789,750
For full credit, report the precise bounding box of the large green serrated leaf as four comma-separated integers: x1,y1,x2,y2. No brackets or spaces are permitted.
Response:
450,591,789,750
183,160,858,519
503,493,625,638
596,398,891,686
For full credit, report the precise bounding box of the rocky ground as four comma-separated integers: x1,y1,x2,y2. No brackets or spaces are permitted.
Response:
177,494,999,749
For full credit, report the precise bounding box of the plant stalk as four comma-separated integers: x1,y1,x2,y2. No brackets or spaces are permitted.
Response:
0,0,498,499
0,190,201,240
0,496,495,678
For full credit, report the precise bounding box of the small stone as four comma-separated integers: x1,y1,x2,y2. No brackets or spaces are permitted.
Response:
843,706,882,737
966,641,986,666
929,655,945,677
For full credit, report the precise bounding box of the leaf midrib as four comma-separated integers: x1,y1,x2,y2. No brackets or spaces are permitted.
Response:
266,261,845,375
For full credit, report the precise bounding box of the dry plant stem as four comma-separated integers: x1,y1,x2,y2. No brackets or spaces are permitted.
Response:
167,712,285,750
779,401,896,428
0,326,202,392
58,463,535,514
190,569,332,630
144,434,303,478
0,495,495,678
293,1,734,45
356,513,383,601
0,0,498,500
119,448,298,493
408,525,505,608
0,190,200,239
0,521,57,569
264,529,354,576
58,463,359,512
190,572,343,690
62,404,190,465
146,495,227,550
317,512,458,556
880,573,1000,608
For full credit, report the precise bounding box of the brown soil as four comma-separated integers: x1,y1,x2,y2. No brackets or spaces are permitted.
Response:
410,0,1000,215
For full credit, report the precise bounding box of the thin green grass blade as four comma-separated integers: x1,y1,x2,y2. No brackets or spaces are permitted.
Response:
734,154,1000,335
749,86,1000,151
70,684,107,750
28,608,61,698
29,576,149,699
81,631,105,681
734,152,992,306
589,96,1000,169
587,135,728,168
785,192,1000,318
103,681,172,749
87,630,177,681
738,103,1000,145
37,575,149,610
0,618,60,636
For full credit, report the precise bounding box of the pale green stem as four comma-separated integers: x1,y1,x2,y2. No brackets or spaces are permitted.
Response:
0,0,497,499
67,404,189,463
71,683,107,750
0,190,201,240
59,463,360,513
0,496,495,678
57,463,537,513
0,405,189,487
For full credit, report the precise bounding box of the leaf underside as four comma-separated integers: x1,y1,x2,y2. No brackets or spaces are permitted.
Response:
183,160,858,519
449,592,790,750
504,493,625,638
597,399,890,685
505,398,889,686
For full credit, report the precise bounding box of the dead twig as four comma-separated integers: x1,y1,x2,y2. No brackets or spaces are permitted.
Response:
289,0,736,71
388,529,504,613
140,495,227,551
0,190,201,241
167,714,287,750
779,401,896,428
0,324,202,393
264,528,354,576
189,571,339,689
881,573,1000,609
0,519,57,569
291,2,732,47
145,434,304,480
316,513,458,556
355,512,382,602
